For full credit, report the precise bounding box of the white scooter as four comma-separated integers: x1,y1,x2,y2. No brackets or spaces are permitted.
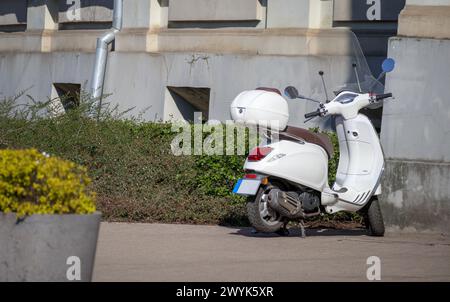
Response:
231,55,395,237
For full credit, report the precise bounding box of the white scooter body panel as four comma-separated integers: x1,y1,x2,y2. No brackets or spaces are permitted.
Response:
244,140,329,191
325,114,384,213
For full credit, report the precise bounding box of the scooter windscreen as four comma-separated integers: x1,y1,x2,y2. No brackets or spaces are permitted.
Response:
304,29,384,101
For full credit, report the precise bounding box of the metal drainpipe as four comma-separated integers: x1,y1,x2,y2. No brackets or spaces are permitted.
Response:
90,0,123,114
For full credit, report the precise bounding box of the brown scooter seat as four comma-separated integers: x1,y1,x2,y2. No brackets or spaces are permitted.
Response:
255,87,282,95
279,126,334,159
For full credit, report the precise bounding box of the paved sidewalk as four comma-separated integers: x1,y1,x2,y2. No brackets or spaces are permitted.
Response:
93,222,450,282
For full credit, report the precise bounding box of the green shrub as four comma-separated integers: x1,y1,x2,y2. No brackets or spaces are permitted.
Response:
193,125,253,199
0,94,247,225
0,93,359,226
195,154,245,198
0,148,96,218
310,127,340,185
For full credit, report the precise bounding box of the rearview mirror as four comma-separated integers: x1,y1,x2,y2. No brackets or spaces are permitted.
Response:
382,58,395,73
284,86,299,99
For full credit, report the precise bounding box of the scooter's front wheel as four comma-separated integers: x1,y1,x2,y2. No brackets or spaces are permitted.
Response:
247,187,284,233
364,196,385,237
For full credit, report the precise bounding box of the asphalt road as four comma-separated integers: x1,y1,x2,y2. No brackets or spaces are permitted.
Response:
93,222,450,282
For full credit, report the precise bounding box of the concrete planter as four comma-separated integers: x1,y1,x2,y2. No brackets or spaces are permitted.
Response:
0,212,101,282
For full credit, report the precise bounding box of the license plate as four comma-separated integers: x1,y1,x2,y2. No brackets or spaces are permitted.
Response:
232,179,261,196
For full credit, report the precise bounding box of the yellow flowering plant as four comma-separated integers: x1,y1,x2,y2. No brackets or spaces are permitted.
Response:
0,149,96,218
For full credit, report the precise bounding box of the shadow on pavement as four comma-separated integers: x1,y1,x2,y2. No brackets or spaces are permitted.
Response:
227,227,368,238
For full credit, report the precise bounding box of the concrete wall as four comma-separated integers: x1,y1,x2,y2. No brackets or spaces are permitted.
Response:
380,2,450,232
168,0,263,22
0,52,95,103
0,0,369,126
26,0,59,31
266,0,333,29
0,48,357,128
122,0,168,30
266,0,310,28
167,0,267,29
382,38,450,162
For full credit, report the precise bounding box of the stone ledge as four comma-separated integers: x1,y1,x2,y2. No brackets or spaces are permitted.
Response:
0,28,359,56
146,28,358,56
398,5,450,39
0,29,104,53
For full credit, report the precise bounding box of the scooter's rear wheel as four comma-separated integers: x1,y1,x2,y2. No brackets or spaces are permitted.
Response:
247,187,284,233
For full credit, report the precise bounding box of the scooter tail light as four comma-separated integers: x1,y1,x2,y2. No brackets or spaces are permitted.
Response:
247,147,273,162
244,173,258,179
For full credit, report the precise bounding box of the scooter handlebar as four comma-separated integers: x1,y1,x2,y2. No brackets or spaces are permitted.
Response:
375,93,392,101
304,110,321,119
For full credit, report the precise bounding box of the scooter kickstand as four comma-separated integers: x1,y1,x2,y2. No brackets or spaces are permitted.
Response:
299,220,306,238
